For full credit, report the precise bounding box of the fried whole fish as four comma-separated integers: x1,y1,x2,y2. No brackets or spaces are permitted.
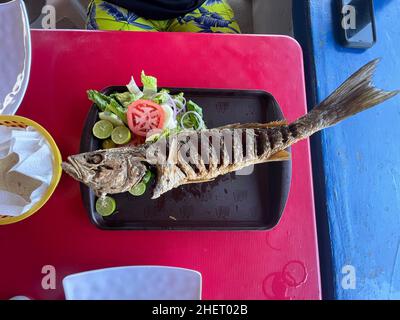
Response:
62,60,398,199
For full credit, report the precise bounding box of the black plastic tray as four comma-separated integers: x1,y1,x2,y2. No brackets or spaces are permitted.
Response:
80,87,292,230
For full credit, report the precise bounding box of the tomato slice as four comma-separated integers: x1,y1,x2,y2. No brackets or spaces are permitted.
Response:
127,100,165,137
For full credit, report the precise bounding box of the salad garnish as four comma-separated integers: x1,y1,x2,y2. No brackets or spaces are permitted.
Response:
87,71,207,212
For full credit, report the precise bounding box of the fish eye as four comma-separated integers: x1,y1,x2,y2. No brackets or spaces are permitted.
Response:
86,154,103,165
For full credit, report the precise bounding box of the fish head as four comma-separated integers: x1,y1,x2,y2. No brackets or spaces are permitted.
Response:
62,148,147,196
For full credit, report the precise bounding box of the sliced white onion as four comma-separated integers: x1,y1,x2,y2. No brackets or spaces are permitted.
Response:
161,103,177,129
180,111,205,130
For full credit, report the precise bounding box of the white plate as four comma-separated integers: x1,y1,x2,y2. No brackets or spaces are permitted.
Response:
63,266,202,300
0,0,31,115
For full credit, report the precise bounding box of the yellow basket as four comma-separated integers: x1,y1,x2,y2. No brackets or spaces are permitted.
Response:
0,115,62,225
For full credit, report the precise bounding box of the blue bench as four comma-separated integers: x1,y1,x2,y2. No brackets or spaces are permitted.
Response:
293,0,400,299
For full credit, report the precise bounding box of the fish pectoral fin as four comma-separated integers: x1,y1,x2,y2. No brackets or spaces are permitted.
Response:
182,178,216,185
152,165,187,199
267,150,291,162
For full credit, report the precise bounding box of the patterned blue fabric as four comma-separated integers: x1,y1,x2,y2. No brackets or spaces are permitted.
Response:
99,2,154,30
178,6,239,33
87,0,240,33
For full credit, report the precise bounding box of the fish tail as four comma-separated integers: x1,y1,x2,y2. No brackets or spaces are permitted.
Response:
291,59,399,139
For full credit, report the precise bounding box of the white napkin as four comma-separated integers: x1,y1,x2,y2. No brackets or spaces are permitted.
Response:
13,143,53,184
0,190,29,216
9,129,42,160
0,126,54,217
0,141,10,158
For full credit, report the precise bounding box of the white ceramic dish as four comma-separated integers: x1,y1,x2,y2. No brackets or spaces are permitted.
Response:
63,266,202,300
0,0,31,115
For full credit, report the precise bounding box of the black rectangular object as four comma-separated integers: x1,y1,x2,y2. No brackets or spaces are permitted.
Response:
337,0,376,49
80,87,292,230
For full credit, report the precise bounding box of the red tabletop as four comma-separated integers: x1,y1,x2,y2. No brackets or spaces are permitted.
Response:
0,30,320,300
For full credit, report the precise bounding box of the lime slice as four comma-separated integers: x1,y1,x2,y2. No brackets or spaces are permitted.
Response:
142,170,153,184
99,111,124,127
102,139,116,149
111,126,131,145
95,196,116,216
129,182,146,196
93,120,113,139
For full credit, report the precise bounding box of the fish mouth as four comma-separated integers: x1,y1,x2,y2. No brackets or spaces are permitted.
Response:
61,157,83,181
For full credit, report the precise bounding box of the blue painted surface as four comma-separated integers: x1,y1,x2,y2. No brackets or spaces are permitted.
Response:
296,0,400,299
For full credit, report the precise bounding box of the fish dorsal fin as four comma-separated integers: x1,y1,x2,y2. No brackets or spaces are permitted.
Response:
217,120,288,130
265,120,289,128
216,123,242,129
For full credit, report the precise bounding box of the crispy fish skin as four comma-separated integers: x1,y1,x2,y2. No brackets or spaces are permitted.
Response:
62,145,148,197
62,59,399,199
150,127,291,198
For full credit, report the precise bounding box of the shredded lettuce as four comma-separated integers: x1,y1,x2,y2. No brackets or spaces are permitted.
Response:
87,90,110,112
178,112,205,130
153,89,170,105
186,100,203,118
111,92,138,107
141,71,157,98
105,99,128,125
172,92,185,108
173,92,185,103
88,89,128,124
